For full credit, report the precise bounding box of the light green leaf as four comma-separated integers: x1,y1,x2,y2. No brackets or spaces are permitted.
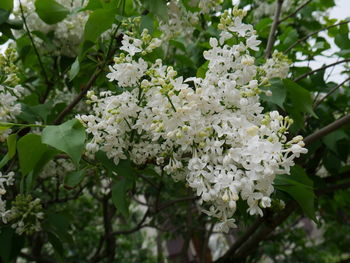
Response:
196,61,209,78
17,134,48,175
68,58,80,81
35,0,69,25
42,119,86,165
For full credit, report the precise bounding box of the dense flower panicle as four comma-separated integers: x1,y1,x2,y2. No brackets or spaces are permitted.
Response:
79,9,307,232
0,47,24,141
0,171,15,223
15,0,88,57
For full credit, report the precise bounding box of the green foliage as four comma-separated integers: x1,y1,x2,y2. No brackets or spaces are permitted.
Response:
42,119,86,165
34,0,70,25
274,165,316,221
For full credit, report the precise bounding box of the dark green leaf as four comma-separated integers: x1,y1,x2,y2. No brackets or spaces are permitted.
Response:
274,165,316,220
0,133,17,169
64,170,85,188
261,78,286,109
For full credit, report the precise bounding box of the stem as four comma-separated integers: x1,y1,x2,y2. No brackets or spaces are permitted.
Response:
166,94,177,112
265,0,284,59
19,1,50,94
54,21,123,124
284,20,350,53
278,0,313,24
313,77,350,109
293,58,350,82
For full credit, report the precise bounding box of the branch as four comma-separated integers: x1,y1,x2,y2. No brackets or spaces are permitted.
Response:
110,209,149,235
53,68,102,124
313,77,350,109
278,0,313,24
293,58,350,82
284,20,350,53
53,23,122,124
265,0,284,59
303,114,350,145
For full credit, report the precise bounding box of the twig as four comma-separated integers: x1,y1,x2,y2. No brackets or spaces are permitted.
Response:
53,68,102,124
53,22,122,124
293,59,350,82
284,20,350,53
110,209,149,235
313,77,350,109
19,0,52,102
278,0,313,24
265,0,284,59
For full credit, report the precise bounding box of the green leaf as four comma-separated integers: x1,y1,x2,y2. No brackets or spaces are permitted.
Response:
17,134,48,176
0,9,10,25
196,61,209,78
0,227,24,262
322,130,348,154
260,78,286,109
82,9,116,43
34,0,69,25
0,133,17,169
64,170,85,188
142,0,168,20
68,58,80,81
112,178,133,219
0,0,13,12
274,165,316,221
83,0,103,11
284,79,317,129
42,119,86,165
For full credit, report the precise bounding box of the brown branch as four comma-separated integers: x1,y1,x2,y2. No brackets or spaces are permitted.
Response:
313,77,350,109
278,0,313,24
53,23,122,125
293,59,350,82
53,68,102,124
265,0,284,59
110,209,149,235
284,20,350,53
303,114,350,145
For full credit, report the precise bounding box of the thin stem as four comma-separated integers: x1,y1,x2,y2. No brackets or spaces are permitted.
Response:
265,0,284,59
293,58,350,82
284,20,350,53
313,77,350,109
19,1,50,88
278,0,313,24
54,21,123,124
166,94,177,112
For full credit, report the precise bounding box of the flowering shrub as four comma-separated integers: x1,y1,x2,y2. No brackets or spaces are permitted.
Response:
0,0,350,262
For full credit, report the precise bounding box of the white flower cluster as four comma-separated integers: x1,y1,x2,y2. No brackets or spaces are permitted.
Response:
262,50,290,80
79,8,307,232
159,0,222,42
0,171,15,223
0,47,24,141
159,0,199,41
40,158,75,179
16,0,88,57
7,194,44,235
